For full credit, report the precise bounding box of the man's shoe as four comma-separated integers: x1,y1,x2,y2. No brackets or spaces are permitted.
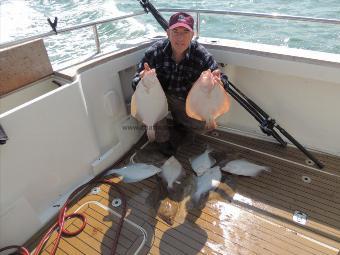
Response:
158,141,177,157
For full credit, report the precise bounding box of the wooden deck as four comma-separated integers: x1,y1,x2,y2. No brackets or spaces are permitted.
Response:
28,130,340,255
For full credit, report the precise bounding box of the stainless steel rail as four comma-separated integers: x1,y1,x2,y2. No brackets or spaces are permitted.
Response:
0,11,145,49
159,8,340,38
160,8,340,25
2,8,339,58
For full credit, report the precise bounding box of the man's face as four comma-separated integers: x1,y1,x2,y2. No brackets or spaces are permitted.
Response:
167,27,194,55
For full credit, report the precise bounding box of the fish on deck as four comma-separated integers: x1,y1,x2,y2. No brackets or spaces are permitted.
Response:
189,146,216,176
192,165,222,204
159,156,186,190
222,159,270,177
105,163,162,183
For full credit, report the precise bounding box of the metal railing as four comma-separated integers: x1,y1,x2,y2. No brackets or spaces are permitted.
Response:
159,8,340,38
2,8,340,60
0,11,146,51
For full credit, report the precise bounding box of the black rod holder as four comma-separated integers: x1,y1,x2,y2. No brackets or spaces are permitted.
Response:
227,81,324,169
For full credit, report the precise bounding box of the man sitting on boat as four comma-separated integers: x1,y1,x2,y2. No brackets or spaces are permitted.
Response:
132,12,229,156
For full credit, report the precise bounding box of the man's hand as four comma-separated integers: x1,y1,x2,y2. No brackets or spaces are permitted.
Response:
211,69,223,86
212,69,221,79
140,63,152,79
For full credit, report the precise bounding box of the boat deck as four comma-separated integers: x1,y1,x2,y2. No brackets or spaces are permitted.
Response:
27,130,340,255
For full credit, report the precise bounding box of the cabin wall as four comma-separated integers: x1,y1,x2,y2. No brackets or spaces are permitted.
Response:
206,42,340,156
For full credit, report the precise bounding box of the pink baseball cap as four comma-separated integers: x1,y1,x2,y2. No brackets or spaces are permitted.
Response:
169,12,194,31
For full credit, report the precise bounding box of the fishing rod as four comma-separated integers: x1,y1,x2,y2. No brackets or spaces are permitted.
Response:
137,0,324,169
138,0,169,30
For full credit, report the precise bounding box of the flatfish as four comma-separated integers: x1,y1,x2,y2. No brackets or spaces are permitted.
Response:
186,69,230,129
146,176,180,226
189,146,216,176
159,156,185,190
157,197,179,225
131,68,168,141
192,166,222,204
105,163,162,183
222,159,269,177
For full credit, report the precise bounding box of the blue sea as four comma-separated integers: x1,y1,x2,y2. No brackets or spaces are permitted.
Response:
1,0,340,69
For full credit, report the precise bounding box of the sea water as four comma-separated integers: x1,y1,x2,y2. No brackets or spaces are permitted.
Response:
1,0,340,69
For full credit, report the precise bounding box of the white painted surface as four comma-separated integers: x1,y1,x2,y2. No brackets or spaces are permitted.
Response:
78,51,144,155
200,39,340,156
0,81,100,246
0,76,64,115
0,51,143,246
215,66,340,156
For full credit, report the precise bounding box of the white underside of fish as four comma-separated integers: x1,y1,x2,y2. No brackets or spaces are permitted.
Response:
192,166,222,203
186,70,230,128
105,163,162,183
221,159,269,177
160,156,184,189
131,70,168,141
189,147,216,176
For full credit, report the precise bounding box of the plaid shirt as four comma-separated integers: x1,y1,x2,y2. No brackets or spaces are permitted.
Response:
132,39,228,100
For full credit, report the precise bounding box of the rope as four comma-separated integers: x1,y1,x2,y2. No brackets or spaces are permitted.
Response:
0,177,127,255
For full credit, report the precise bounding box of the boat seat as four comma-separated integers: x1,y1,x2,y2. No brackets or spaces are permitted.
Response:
0,39,53,96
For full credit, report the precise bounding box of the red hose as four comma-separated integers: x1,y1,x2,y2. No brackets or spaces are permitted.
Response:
0,177,126,255
0,245,29,255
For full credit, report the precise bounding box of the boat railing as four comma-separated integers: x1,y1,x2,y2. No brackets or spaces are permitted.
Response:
2,8,340,64
159,8,340,39
0,11,146,51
